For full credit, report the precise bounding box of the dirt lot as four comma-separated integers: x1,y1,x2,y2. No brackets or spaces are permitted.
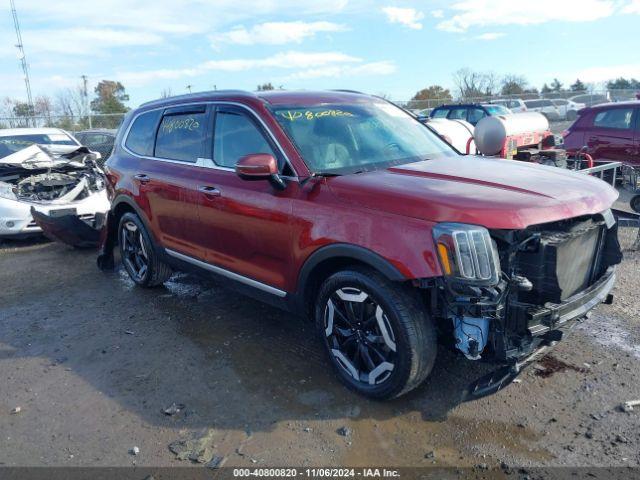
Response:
1,225,639,473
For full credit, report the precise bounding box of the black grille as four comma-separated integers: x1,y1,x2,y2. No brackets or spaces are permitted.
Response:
516,219,605,304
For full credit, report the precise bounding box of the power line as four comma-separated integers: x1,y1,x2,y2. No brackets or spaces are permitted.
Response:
10,0,35,126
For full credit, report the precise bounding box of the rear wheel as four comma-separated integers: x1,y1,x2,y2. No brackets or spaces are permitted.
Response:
315,267,437,399
118,212,171,287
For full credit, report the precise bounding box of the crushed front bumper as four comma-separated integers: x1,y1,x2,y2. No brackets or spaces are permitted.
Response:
0,190,109,238
463,267,616,400
526,266,616,336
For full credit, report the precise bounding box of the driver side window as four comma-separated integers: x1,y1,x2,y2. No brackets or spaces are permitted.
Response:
213,110,276,168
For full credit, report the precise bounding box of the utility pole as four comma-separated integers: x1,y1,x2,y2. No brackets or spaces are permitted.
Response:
81,75,92,128
10,0,35,126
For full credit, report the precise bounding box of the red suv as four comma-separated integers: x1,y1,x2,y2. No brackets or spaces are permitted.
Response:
99,90,621,399
563,101,640,166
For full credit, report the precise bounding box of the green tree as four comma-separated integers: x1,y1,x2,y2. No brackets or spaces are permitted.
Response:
90,80,129,114
541,83,552,94
606,77,640,90
408,85,452,109
570,79,586,92
550,78,563,92
256,82,275,91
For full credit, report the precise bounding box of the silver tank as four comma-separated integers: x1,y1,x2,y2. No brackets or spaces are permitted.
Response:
474,112,549,156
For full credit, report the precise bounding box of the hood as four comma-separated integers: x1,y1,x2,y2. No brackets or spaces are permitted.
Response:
326,156,618,229
0,144,98,170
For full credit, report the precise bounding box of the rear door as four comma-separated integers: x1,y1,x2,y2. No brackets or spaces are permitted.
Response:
124,105,209,254
585,106,637,162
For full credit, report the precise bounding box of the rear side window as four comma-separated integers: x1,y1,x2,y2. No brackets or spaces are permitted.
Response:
213,110,276,168
448,108,467,120
155,109,207,162
431,109,449,118
467,108,486,124
125,110,161,156
525,100,543,108
593,108,634,130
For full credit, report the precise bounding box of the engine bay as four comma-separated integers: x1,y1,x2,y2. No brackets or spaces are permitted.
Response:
0,144,105,204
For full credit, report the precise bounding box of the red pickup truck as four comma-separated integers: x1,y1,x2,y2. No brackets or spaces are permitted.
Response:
98,90,622,399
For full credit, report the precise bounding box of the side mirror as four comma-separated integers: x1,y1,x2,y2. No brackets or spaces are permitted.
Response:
235,153,286,190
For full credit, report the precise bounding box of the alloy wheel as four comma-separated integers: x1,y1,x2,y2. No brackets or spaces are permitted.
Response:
120,220,149,281
324,287,397,386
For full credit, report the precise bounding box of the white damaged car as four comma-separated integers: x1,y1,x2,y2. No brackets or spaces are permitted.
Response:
0,128,110,242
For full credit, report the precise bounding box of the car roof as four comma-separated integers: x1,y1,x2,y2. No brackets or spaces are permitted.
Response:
434,104,484,108
587,100,640,110
138,89,374,110
76,129,117,135
0,127,71,137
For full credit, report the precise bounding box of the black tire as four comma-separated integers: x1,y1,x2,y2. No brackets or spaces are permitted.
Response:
631,195,640,214
118,212,172,287
314,266,437,399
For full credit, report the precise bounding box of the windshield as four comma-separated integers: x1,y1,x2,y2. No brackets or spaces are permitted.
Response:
484,105,511,115
0,133,77,159
272,102,457,174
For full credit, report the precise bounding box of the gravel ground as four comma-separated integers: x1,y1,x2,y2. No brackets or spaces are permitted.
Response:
0,222,639,472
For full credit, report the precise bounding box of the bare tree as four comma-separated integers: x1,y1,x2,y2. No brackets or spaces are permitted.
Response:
55,86,85,117
160,88,173,99
501,74,528,96
34,95,54,125
453,68,499,100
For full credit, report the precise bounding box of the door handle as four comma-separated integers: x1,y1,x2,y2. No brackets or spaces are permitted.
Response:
198,185,221,197
134,173,151,184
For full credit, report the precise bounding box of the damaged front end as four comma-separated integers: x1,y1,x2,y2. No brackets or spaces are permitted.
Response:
432,211,622,398
0,144,110,244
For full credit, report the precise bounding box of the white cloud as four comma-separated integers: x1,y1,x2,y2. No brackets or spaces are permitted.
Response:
117,51,387,86
382,7,425,29
431,10,444,18
437,0,616,32
284,60,396,80
212,21,346,46
20,28,163,56
623,0,640,13
475,32,505,40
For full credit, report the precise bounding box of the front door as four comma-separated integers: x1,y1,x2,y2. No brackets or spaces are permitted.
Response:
193,105,295,291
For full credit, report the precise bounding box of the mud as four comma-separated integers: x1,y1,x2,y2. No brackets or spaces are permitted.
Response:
0,237,639,469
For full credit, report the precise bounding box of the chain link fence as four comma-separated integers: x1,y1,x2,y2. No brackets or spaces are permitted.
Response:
0,113,126,132
394,89,640,121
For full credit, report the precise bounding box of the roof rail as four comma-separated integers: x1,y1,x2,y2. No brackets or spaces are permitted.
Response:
330,89,365,95
139,89,255,108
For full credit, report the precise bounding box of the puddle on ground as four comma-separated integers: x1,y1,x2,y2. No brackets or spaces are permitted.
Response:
579,313,640,359
534,355,587,378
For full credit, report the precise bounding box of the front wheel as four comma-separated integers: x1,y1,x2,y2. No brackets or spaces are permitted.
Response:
315,267,437,399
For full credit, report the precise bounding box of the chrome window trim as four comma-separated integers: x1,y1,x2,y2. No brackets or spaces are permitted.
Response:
165,248,287,298
120,100,298,177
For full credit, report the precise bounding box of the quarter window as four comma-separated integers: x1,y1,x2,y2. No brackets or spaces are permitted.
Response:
213,110,276,168
431,109,449,118
125,110,161,156
593,108,634,130
155,110,207,162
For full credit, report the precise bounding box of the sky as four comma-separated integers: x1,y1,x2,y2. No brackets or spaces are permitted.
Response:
1,0,640,107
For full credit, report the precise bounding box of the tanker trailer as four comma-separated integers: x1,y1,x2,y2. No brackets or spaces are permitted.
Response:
424,118,475,153
474,112,567,167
